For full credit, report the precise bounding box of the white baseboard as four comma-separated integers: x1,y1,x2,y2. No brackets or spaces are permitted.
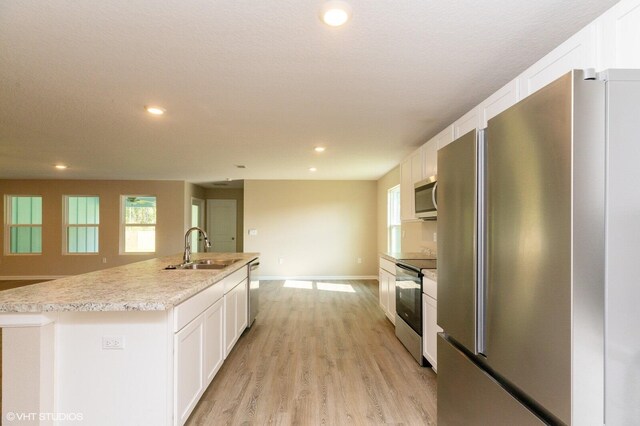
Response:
0,276,67,281
257,275,378,281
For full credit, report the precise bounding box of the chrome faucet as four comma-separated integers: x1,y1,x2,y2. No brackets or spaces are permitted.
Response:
183,227,212,264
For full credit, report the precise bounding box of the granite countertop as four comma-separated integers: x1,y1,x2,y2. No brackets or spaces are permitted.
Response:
0,252,258,313
380,252,438,281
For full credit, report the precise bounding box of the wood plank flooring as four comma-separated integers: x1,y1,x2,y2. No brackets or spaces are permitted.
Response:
187,279,438,425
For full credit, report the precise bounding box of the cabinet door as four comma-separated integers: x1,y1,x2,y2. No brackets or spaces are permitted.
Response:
454,107,481,139
423,140,437,178
203,299,224,386
378,268,387,309
434,125,455,150
400,158,414,221
175,316,205,425
423,294,428,360
479,78,520,128
411,148,423,183
518,22,597,98
424,294,442,372
224,289,238,358
386,271,396,324
601,0,640,69
236,279,248,336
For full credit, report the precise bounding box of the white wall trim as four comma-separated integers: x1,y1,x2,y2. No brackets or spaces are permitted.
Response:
257,275,378,281
0,275,68,281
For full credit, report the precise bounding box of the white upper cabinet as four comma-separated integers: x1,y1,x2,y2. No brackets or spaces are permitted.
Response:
454,107,481,139
601,0,640,69
400,148,423,221
518,22,598,98
434,125,455,150
479,78,520,128
422,140,438,178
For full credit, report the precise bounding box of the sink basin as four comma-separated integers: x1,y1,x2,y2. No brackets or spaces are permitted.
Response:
165,258,240,270
175,263,227,270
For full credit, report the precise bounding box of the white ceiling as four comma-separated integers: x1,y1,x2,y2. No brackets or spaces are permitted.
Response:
0,0,618,183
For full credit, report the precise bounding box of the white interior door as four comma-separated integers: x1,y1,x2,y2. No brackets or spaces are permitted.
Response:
206,199,237,252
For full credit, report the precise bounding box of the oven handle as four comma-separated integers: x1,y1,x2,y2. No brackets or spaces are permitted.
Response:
395,263,424,277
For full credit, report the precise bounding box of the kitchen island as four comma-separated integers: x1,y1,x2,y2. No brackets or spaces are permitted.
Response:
0,252,258,426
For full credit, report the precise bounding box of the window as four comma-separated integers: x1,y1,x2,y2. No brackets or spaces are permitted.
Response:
65,196,99,254
387,185,401,253
6,196,42,254
122,196,156,253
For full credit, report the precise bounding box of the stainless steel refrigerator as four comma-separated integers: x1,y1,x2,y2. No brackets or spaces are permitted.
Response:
437,69,640,425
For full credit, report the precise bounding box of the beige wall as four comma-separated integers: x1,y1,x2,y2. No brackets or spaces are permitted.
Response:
244,180,377,278
184,183,207,231
0,180,186,278
204,188,244,252
376,166,400,254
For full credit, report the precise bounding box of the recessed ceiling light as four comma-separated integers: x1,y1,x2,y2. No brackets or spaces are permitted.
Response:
320,1,351,27
55,164,68,170
145,105,166,115
309,167,317,172
314,146,326,153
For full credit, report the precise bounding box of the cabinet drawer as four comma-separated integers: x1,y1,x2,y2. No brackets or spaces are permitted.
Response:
174,283,224,333
379,258,396,274
224,266,248,294
423,276,437,300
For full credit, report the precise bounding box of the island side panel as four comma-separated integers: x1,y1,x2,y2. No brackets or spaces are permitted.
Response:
55,310,172,426
2,323,55,425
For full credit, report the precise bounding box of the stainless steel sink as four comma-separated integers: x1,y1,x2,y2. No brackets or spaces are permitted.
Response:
165,258,240,270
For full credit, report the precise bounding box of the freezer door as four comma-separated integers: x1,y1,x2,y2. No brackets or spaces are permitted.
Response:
438,335,545,426
437,129,478,353
485,72,572,423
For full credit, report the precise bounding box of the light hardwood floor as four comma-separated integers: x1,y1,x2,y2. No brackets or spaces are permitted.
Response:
187,279,438,425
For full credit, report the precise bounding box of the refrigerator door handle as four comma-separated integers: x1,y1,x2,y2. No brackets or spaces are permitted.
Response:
432,182,438,210
476,129,487,355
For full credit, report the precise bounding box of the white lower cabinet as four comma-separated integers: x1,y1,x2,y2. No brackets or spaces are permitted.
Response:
224,278,248,358
203,299,224,384
174,266,249,425
379,257,397,324
423,293,443,372
174,314,205,425
174,297,225,425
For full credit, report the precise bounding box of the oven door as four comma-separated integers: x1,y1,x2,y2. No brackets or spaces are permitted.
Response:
395,263,423,335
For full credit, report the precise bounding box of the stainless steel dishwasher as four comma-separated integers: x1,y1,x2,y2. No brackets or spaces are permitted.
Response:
247,260,260,327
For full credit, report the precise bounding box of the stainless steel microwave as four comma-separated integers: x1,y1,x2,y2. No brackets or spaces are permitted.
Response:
415,176,437,219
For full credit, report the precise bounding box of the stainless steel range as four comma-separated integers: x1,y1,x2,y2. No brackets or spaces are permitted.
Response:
395,258,436,365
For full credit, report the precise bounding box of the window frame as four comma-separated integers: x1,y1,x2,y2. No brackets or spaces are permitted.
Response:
120,195,157,254
4,195,43,256
387,185,401,253
63,195,100,255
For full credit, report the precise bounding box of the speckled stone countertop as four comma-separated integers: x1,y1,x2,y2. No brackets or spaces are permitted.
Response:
380,252,438,281
0,253,258,313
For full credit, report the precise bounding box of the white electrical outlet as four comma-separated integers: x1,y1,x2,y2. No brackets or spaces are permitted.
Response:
102,257,107,264
102,336,125,350
248,229,258,236
433,232,437,242
278,258,284,265
357,258,362,264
